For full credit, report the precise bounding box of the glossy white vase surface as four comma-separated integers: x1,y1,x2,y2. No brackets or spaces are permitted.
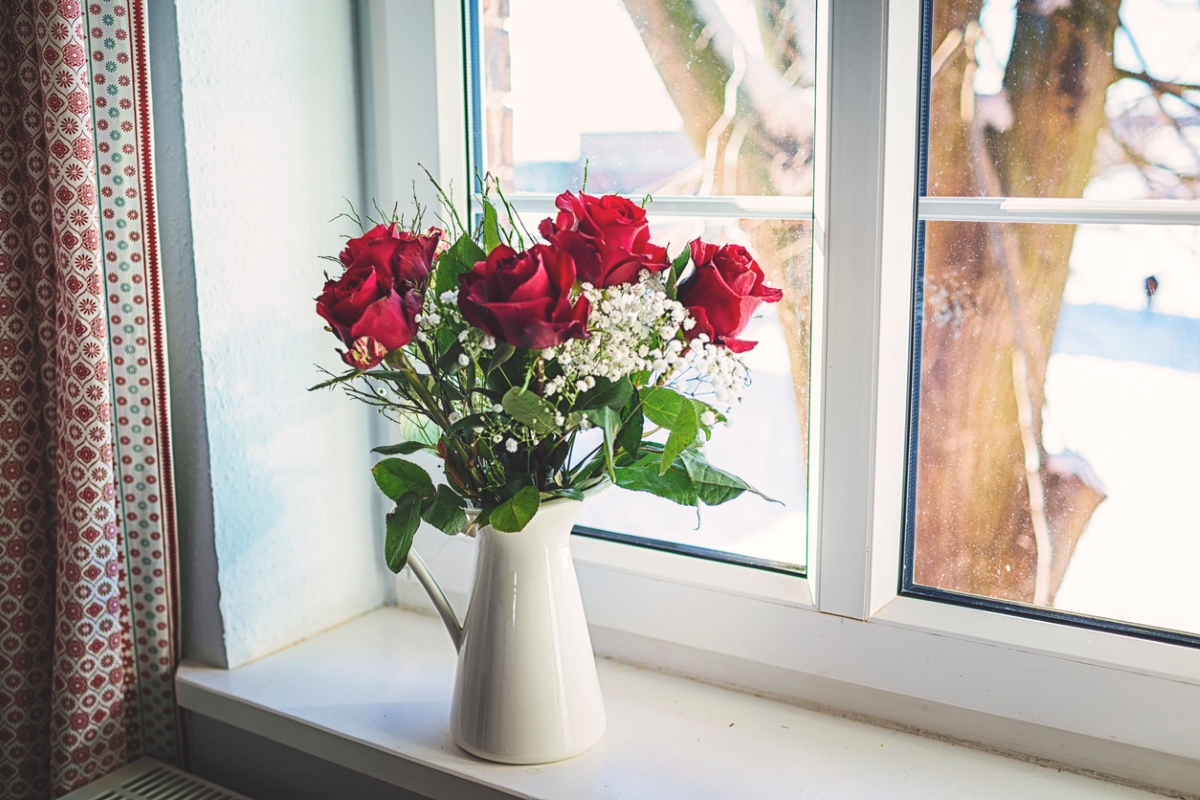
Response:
408,492,606,764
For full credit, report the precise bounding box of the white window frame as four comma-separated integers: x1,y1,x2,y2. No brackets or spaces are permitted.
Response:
366,0,1200,791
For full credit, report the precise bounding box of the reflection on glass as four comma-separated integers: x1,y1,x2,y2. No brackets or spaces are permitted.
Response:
573,217,813,568
483,0,816,197
925,0,1200,200
913,219,1200,635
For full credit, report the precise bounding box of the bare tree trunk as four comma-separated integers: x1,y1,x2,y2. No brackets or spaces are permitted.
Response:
917,0,1114,602
621,0,816,468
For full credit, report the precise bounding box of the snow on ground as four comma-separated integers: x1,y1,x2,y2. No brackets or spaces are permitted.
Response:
1047,354,1200,634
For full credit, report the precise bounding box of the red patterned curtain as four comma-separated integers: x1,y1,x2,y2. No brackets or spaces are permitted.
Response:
0,1,179,797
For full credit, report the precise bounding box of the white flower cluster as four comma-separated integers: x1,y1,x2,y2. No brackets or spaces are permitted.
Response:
543,271,750,406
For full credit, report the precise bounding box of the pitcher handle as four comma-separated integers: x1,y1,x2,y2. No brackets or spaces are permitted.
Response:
406,550,464,651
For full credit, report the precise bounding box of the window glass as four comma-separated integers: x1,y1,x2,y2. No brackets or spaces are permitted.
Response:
482,0,816,197
576,217,810,568
478,0,816,570
924,0,1200,200
909,0,1200,640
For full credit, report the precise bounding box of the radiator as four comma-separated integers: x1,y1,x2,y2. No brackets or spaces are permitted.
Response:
60,758,254,800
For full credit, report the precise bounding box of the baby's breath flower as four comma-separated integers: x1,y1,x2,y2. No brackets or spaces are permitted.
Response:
700,410,717,426
505,438,519,453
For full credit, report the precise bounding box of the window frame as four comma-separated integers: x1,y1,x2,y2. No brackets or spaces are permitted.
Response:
370,0,1200,789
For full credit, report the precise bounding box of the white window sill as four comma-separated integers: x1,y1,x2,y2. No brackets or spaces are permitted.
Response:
175,607,1161,800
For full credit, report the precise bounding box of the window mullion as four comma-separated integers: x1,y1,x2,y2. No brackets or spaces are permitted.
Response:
813,0,890,620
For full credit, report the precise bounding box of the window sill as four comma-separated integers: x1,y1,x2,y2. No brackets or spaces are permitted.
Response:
176,607,1159,800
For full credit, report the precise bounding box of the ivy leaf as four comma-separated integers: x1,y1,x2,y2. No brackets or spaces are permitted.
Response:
371,441,432,456
483,199,502,253
372,458,435,501
434,234,487,295
578,376,633,411
422,485,469,535
501,387,560,435
489,485,541,532
384,493,423,572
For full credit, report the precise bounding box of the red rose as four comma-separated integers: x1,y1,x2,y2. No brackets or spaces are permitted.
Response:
317,264,422,369
538,191,668,287
677,239,783,353
457,243,590,349
339,223,439,287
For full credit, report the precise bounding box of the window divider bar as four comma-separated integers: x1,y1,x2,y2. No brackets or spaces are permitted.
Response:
505,192,815,221
919,196,1200,225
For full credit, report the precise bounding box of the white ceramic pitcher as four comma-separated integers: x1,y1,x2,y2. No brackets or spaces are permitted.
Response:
406,492,607,764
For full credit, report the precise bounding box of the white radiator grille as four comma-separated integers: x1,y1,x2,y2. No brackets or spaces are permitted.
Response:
61,758,253,800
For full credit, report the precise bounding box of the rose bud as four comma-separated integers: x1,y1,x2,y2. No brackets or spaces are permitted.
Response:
339,223,440,287
677,239,783,353
457,243,591,350
538,191,669,287
317,264,423,369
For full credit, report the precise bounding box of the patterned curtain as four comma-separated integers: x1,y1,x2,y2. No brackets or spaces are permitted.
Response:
0,1,179,797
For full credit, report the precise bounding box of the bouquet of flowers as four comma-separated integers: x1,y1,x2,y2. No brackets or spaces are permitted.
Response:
314,186,782,572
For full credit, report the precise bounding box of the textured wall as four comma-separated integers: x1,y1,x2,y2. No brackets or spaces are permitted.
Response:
168,0,389,667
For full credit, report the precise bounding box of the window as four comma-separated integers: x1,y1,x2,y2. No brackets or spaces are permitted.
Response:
906,0,1200,643
472,0,817,570
381,0,1200,788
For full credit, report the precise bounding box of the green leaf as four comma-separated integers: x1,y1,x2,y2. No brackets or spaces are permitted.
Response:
578,376,633,411
397,413,440,446
614,457,698,506
483,200,501,253
384,493,423,572
371,441,432,456
640,386,692,431
489,485,541,532
543,487,584,502
638,387,699,473
484,342,516,378
660,424,696,475
501,387,560,435
372,458,435,501
680,450,779,506
309,369,363,391
666,246,690,298
437,341,467,374
421,484,468,535
616,403,644,458
448,413,491,435
434,234,487,295
586,406,622,481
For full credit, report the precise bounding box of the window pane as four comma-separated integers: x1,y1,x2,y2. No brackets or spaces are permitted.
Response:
577,216,812,569
481,0,816,197
924,0,1200,200
912,218,1200,636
